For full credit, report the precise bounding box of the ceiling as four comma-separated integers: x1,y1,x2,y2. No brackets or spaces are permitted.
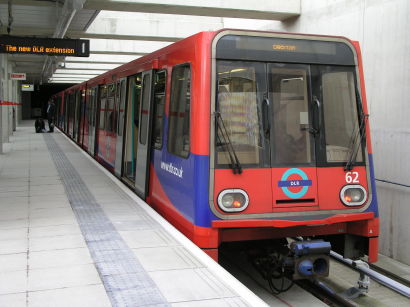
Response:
0,0,301,85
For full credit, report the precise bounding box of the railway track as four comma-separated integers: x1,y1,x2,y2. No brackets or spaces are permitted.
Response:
220,247,410,306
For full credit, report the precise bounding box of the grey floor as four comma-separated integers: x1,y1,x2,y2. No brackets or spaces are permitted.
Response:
0,123,259,307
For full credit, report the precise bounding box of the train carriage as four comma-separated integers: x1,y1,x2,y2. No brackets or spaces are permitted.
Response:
54,29,379,280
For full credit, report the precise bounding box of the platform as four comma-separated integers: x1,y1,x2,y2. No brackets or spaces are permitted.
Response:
0,121,266,307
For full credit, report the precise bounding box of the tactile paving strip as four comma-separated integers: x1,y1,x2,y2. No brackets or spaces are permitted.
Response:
44,134,169,307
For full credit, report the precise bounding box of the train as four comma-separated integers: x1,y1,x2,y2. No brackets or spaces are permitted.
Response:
52,29,379,282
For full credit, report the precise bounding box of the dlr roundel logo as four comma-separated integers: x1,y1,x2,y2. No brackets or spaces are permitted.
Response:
278,168,312,199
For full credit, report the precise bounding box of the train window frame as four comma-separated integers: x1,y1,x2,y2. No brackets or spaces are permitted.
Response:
152,70,167,150
167,63,191,159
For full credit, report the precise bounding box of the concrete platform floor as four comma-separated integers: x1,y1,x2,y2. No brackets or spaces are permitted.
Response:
0,122,265,307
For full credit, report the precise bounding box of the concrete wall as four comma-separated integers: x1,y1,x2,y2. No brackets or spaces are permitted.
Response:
0,54,21,153
263,0,410,264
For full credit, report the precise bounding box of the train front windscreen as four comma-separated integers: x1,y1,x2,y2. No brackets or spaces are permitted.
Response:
215,35,365,171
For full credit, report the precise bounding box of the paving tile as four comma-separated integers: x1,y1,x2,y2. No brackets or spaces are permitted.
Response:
0,185,28,193
29,234,86,252
132,246,202,271
29,185,65,195
0,203,29,213
29,200,71,210
0,239,27,255
28,264,101,292
29,195,69,204
29,248,93,269
0,219,28,230
29,224,82,238
0,270,27,295
29,179,63,186
0,191,29,198
0,197,29,206
149,268,234,303
120,229,177,248
0,209,28,221
28,284,111,307
0,292,26,307
29,207,75,220
0,227,28,241
0,181,29,188
29,216,77,228
172,298,248,307
0,253,27,272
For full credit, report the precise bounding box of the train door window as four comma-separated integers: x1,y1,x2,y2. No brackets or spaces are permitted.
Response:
99,85,107,129
118,79,127,136
216,61,267,168
152,70,166,149
269,64,313,165
123,74,142,182
319,66,364,163
91,87,97,127
69,93,75,135
140,74,151,145
168,64,191,158
115,81,121,135
75,90,82,139
105,84,115,133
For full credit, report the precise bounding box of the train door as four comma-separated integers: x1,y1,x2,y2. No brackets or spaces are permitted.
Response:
134,70,154,198
68,93,75,137
267,63,319,208
64,94,69,133
122,73,142,185
74,90,82,143
88,87,97,156
78,89,86,146
114,78,127,177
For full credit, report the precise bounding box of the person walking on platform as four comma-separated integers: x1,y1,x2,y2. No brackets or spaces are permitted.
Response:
46,99,55,132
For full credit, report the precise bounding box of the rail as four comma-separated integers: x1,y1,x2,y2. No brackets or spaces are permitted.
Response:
330,250,410,298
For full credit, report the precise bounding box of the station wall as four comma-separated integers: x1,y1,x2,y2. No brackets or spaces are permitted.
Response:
0,54,21,154
264,0,410,265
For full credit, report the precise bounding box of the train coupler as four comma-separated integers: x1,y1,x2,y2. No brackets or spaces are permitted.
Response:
291,240,331,280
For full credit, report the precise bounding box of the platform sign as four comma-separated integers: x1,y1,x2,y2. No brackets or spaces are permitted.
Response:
0,36,89,57
21,84,34,91
10,73,26,80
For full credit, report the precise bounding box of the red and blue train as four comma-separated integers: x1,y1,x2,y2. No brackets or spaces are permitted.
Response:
53,29,379,280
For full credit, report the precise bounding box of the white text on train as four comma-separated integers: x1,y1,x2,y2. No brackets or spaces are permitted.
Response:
160,162,183,178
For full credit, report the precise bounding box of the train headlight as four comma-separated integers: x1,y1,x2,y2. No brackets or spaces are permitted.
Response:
217,189,249,212
340,185,367,206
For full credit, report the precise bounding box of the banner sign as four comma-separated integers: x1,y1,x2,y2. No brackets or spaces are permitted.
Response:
10,73,26,80
21,84,34,91
0,36,89,57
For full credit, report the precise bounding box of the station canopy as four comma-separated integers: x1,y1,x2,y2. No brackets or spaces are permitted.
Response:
0,0,301,84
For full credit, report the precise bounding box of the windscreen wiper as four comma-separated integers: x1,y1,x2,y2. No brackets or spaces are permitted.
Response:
344,93,369,171
215,111,242,174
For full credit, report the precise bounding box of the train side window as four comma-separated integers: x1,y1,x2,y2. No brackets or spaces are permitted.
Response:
99,85,107,130
152,70,166,149
168,64,191,158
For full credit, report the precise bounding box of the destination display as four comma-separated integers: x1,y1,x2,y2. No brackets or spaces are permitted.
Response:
0,36,89,57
